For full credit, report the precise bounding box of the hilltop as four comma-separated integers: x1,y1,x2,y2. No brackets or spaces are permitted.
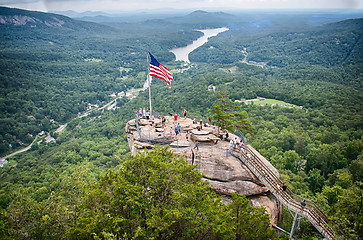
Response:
125,115,281,225
0,6,113,30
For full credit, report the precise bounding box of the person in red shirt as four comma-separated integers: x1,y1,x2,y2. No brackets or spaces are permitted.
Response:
174,112,178,121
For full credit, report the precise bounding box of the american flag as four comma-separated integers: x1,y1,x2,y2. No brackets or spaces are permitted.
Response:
149,52,173,88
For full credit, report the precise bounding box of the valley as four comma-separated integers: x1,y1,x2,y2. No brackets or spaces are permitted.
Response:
0,6,362,239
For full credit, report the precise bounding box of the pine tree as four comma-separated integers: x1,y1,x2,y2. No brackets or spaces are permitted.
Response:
211,92,255,135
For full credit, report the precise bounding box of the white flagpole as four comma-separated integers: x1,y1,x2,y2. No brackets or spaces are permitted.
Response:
147,51,152,115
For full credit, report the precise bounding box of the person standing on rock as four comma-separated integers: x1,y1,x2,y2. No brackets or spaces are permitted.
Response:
186,131,190,141
143,108,146,118
174,112,178,122
177,123,181,134
175,125,179,136
193,140,199,150
183,109,187,119
162,116,166,127
236,137,240,148
139,108,142,117
146,110,150,120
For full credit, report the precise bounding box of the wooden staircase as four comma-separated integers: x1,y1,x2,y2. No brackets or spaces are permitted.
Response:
230,145,337,240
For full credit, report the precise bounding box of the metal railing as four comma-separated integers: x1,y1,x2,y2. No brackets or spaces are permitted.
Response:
230,145,337,240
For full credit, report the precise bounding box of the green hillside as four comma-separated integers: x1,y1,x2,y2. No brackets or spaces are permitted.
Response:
0,7,362,239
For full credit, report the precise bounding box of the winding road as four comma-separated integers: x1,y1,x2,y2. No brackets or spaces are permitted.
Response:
0,135,38,167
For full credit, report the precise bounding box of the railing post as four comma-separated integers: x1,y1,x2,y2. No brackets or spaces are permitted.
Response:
290,211,299,239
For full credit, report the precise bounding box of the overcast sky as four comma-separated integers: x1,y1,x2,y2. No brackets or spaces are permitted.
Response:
1,0,363,13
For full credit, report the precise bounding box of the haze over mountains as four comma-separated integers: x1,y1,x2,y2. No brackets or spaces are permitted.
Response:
0,6,362,239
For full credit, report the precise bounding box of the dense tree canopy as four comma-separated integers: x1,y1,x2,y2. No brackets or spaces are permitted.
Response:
3,147,276,239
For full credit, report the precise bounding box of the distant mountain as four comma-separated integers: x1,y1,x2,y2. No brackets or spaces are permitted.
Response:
168,10,236,28
323,17,363,30
51,10,113,18
0,7,115,33
186,10,233,18
0,7,71,27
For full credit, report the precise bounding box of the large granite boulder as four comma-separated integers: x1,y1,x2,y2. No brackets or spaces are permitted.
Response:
125,116,282,225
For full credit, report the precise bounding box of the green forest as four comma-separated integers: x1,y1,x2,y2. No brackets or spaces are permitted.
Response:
0,6,362,239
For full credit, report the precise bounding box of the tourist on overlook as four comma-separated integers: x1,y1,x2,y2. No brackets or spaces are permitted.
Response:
282,183,287,191
145,110,150,120
239,141,243,150
174,112,178,122
139,108,142,117
143,108,146,117
193,140,199,150
177,123,181,133
151,116,155,127
184,109,187,119
162,116,166,127
175,125,179,136
185,131,190,141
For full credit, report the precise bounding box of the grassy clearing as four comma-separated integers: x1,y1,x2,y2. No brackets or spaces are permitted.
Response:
84,58,103,62
245,97,301,108
219,66,237,73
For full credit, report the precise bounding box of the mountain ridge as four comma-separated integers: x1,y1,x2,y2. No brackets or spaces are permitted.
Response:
0,6,116,33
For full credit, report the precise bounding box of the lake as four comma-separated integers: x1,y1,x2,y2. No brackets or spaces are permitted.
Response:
169,27,229,62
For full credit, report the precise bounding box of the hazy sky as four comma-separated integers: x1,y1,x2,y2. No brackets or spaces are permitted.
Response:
1,0,363,13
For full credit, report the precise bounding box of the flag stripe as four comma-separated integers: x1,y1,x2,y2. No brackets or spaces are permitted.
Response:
149,52,173,88
150,65,172,81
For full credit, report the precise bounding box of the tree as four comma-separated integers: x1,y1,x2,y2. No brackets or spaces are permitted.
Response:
211,92,255,135
283,150,304,173
5,165,95,239
4,146,277,239
307,168,325,193
229,193,277,240
71,146,232,239
333,181,363,239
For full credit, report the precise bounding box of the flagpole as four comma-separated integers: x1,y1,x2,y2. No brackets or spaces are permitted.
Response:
147,51,152,115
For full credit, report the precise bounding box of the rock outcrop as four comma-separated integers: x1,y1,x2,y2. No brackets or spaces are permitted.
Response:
125,115,282,225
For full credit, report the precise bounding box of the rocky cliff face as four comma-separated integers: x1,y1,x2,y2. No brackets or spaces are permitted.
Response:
125,115,282,225
0,15,65,27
